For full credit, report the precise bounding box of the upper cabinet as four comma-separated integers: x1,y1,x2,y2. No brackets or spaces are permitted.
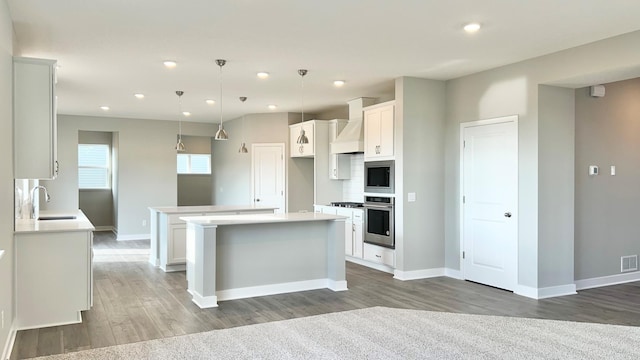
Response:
14,57,58,180
328,119,350,179
289,121,315,158
364,101,395,161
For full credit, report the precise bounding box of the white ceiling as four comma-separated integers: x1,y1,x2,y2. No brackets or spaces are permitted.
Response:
7,0,640,123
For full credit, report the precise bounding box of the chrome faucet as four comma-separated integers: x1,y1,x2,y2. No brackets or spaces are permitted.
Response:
31,185,51,219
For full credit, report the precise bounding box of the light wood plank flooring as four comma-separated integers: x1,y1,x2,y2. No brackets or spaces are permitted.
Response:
10,231,640,359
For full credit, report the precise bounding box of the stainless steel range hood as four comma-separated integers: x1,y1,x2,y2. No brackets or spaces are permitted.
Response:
330,97,376,154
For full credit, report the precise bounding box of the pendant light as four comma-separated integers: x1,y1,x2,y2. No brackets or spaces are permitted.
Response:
238,96,248,153
296,69,309,144
214,59,228,140
175,90,186,152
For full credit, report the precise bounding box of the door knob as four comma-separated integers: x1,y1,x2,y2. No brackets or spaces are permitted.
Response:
256,199,260,202
504,212,512,218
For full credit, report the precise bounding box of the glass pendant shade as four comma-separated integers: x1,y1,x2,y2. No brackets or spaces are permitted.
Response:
214,59,228,141
175,90,186,152
296,69,309,144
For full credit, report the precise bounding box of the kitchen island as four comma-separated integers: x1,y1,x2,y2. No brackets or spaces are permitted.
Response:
149,205,278,272
180,212,347,308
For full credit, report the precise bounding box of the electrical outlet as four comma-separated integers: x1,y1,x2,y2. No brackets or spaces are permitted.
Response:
142,219,147,227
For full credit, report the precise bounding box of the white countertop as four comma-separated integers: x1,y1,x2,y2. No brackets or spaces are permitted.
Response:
181,212,347,226
149,204,279,214
15,210,95,233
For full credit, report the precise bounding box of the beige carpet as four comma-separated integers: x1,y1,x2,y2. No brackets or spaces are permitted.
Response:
35,307,640,359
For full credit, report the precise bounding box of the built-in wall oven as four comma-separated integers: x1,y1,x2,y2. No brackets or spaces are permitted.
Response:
363,196,394,249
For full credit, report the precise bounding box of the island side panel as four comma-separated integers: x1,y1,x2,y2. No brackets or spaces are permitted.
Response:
327,219,347,290
186,223,219,307
148,209,159,266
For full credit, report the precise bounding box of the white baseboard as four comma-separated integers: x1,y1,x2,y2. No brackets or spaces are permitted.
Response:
444,268,463,279
215,279,340,304
346,256,394,274
393,268,445,281
514,283,577,300
575,270,640,290
116,233,150,241
2,325,16,360
160,264,186,272
93,226,113,232
192,292,218,309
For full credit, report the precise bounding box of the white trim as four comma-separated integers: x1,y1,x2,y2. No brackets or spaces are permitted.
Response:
459,115,519,289
192,292,218,309
346,256,394,274
393,268,445,281
444,268,463,279
93,225,113,232
0,250,4,260
327,279,348,291
160,264,186,272
2,326,16,360
116,233,150,241
575,271,640,290
514,283,577,299
216,279,338,303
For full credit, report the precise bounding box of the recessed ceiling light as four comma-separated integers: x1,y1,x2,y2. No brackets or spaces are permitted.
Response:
268,105,277,110
333,80,345,87
257,72,270,79
163,60,177,68
205,99,216,105
100,106,110,111
134,93,145,99
463,23,481,33
182,111,191,117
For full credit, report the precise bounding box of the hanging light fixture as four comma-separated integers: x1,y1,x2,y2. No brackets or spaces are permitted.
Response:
238,96,248,153
214,59,228,140
296,69,309,144
175,90,186,152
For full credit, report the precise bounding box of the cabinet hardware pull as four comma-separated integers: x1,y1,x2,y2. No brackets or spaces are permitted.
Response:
375,254,382,258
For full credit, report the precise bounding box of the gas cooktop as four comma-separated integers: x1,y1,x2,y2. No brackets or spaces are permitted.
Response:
329,202,364,208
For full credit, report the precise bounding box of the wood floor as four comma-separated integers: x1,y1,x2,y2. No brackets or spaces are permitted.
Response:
11,231,640,359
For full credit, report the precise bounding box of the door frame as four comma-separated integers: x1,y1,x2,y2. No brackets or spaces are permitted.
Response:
251,143,286,213
459,115,519,286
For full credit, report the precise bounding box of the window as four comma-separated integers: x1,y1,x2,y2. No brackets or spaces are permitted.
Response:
78,144,111,189
177,154,211,174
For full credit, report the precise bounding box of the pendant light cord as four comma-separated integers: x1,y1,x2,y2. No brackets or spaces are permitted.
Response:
178,95,183,139
219,63,223,128
300,71,305,123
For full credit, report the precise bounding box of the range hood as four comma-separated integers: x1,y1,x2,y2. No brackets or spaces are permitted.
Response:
330,97,376,154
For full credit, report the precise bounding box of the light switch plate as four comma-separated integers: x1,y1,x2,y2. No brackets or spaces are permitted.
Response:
611,165,616,176
408,192,416,202
589,165,599,176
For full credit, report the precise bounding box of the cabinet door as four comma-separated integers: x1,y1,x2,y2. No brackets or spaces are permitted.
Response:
169,224,187,264
353,211,364,258
14,57,58,179
364,108,381,159
378,105,394,157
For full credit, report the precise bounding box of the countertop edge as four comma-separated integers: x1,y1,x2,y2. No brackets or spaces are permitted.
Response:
14,210,96,234
149,205,279,214
180,213,348,226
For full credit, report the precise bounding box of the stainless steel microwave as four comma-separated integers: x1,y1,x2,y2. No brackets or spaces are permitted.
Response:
364,160,394,194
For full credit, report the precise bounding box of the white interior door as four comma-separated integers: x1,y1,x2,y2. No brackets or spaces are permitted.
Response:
462,116,518,291
252,143,285,214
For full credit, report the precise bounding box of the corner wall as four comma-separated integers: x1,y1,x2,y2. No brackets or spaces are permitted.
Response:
0,1,14,357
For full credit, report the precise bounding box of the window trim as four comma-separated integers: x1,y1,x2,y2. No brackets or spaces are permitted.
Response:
177,153,212,175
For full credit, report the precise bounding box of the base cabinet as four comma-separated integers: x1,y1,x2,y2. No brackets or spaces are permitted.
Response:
15,230,93,329
315,205,365,261
363,243,395,267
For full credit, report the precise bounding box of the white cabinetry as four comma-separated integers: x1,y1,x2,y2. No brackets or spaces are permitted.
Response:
328,119,351,179
15,230,93,329
363,243,395,267
289,121,315,158
364,101,395,161
314,205,363,259
13,57,58,180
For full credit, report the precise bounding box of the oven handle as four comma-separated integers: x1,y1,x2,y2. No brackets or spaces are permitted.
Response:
363,204,393,209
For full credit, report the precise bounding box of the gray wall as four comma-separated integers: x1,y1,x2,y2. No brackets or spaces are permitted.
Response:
78,130,114,228
211,112,315,212
445,30,640,289
538,85,575,288
42,115,216,238
395,77,446,273
575,78,640,280
178,135,213,206
0,0,14,352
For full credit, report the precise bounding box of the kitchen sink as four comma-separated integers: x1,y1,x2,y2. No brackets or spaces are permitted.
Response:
38,215,77,220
